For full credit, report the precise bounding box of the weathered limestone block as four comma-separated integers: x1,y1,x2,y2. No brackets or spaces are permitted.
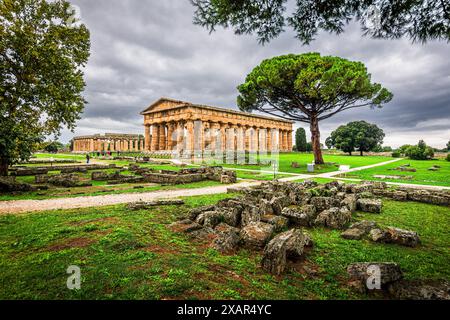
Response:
258,198,274,216
60,167,88,174
270,195,292,215
127,199,185,210
241,204,261,227
281,207,309,226
369,227,420,247
202,211,223,228
386,227,421,247
281,205,316,226
388,279,450,300
341,228,367,240
91,171,112,181
392,191,408,201
351,184,374,194
349,220,379,233
261,229,307,275
314,207,352,229
0,177,36,192
261,215,289,232
310,197,336,212
220,171,237,184
341,194,358,213
11,167,49,176
369,228,391,243
341,220,379,240
347,262,403,288
240,222,274,249
188,205,216,220
324,180,345,191
212,223,241,253
221,207,242,227
357,198,382,213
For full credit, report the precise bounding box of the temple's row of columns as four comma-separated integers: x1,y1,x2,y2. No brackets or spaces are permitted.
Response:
144,121,293,153
74,137,144,152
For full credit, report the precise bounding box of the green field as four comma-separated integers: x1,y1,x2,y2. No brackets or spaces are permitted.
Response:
220,152,393,174
344,159,450,187
0,194,448,300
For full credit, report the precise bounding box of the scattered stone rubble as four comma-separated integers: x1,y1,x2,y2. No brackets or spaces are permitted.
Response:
372,186,450,206
170,180,396,275
341,220,421,247
9,164,118,176
0,176,38,192
127,199,185,210
390,164,417,172
35,173,92,188
136,166,237,185
169,179,448,283
91,171,144,184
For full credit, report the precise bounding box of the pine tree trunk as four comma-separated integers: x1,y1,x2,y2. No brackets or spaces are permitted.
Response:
310,117,324,165
0,158,9,176
360,150,363,156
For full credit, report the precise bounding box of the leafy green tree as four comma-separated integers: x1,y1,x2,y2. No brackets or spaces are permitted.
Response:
398,144,413,155
0,0,90,175
305,142,313,152
44,141,64,153
447,140,450,151
295,127,307,152
327,121,385,156
191,0,450,44
405,140,434,160
237,53,392,164
326,125,356,155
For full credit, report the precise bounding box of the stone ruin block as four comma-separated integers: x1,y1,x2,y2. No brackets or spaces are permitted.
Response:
347,262,403,288
357,198,382,213
261,229,308,275
240,222,274,249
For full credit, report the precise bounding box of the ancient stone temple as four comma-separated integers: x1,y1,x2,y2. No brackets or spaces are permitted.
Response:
73,133,145,153
141,98,294,154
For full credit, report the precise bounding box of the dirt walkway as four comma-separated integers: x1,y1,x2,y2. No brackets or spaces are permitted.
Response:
1,158,447,214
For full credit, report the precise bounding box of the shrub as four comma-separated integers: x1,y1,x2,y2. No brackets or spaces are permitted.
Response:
446,154,450,162
392,151,401,158
404,140,434,160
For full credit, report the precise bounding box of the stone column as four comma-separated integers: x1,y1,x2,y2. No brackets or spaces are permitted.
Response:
287,130,293,152
279,130,284,151
244,126,250,151
176,121,184,154
159,124,166,151
186,120,195,156
151,124,159,151
210,122,220,154
220,122,227,152
283,130,288,151
252,127,259,152
167,122,175,151
267,128,272,151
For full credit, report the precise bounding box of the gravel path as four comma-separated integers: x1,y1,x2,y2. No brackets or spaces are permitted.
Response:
2,158,447,214
0,181,260,214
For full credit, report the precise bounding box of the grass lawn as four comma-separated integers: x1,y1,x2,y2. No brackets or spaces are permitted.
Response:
0,194,448,300
220,153,393,175
343,159,450,187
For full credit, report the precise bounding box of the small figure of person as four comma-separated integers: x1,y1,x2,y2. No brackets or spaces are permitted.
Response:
86,153,90,164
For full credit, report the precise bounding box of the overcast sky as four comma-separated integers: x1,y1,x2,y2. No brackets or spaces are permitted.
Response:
62,0,450,148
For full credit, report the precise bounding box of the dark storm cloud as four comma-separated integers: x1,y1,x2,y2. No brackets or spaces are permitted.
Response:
61,0,450,148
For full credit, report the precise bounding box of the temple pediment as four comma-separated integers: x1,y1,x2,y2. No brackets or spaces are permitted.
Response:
140,97,191,115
